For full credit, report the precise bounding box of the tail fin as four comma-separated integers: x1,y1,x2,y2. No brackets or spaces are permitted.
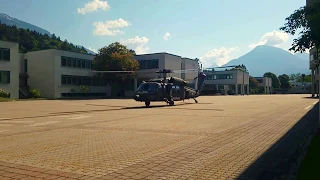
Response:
196,71,206,94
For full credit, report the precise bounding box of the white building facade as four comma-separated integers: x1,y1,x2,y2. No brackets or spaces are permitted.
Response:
0,40,20,99
203,70,250,95
254,77,273,94
134,53,199,88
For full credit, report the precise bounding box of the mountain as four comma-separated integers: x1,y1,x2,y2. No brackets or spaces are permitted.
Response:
0,13,96,55
222,45,310,76
294,52,309,61
0,13,51,35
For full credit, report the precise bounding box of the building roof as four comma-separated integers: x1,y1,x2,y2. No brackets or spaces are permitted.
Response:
134,52,197,60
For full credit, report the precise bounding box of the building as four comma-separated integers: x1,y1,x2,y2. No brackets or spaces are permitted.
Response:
309,47,319,97
254,77,272,94
0,40,111,99
288,82,312,94
203,69,249,95
0,40,20,99
134,53,199,88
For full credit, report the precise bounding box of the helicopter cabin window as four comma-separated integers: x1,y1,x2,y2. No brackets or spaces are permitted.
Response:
138,59,159,69
137,83,159,92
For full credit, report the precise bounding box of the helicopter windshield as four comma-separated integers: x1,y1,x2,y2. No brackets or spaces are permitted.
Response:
136,83,158,92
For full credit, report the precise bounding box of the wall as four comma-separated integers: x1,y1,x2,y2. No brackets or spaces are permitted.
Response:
52,50,111,98
288,82,311,94
26,50,56,98
0,40,20,98
164,54,182,78
182,58,198,82
135,53,165,80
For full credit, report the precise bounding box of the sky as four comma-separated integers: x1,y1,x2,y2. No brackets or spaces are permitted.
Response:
0,0,307,68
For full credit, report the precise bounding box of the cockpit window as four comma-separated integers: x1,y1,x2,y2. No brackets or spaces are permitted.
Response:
137,83,158,92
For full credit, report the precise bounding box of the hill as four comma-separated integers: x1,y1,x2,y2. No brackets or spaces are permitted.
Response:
0,13,96,55
0,22,88,54
294,52,309,61
0,13,51,35
222,45,310,76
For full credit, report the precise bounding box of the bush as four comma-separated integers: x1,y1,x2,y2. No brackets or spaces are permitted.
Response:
80,85,90,93
29,89,40,98
0,88,10,98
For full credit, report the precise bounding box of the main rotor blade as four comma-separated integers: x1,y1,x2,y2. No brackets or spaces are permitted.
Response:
91,70,135,73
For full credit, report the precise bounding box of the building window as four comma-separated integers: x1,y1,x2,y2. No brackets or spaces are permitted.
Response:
138,59,159,69
61,74,105,86
72,58,77,67
24,59,28,73
0,71,10,84
0,48,10,61
61,56,92,69
61,56,67,66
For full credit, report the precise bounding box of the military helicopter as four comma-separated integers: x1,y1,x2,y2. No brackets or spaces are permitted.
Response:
133,69,206,107
92,68,206,107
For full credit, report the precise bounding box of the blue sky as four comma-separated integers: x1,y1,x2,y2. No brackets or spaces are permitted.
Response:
0,0,306,67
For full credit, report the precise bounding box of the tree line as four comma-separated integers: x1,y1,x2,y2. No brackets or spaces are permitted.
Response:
249,72,311,94
0,22,88,54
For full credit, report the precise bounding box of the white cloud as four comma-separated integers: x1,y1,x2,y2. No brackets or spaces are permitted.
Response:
121,36,150,54
163,32,171,40
77,0,110,15
249,30,289,49
200,47,240,68
93,18,131,36
88,47,98,53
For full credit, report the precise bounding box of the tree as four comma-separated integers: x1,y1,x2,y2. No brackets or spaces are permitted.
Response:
249,76,259,89
279,1,320,53
278,74,291,90
92,42,139,84
0,23,87,54
264,72,281,88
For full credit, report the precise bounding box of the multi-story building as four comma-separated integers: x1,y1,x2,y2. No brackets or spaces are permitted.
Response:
25,49,111,99
134,53,199,88
0,40,111,99
0,40,20,99
309,47,319,97
254,77,273,94
203,69,249,95
288,82,312,94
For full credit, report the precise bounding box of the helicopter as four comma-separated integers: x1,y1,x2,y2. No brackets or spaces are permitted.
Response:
92,68,206,107
133,69,206,107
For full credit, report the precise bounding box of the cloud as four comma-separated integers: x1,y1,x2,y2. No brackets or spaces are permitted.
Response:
249,30,289,49
200,47,240,68
77,0,110,15
163,32,171,40
93,18,131,36
121,36,150,54
88,47,98,53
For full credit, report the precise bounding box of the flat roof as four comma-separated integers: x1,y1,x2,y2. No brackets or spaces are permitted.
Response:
0,39,19,45
135,52,196,60
26,48,94,56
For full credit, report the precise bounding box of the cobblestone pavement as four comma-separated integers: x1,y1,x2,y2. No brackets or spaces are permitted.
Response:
0,94,318,180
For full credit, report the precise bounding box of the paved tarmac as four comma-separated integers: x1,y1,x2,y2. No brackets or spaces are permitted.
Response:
0,94,318,180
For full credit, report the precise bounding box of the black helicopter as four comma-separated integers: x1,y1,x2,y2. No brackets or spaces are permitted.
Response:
133,69,206,107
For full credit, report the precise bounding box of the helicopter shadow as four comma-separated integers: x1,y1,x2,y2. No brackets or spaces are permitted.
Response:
122,102,215,110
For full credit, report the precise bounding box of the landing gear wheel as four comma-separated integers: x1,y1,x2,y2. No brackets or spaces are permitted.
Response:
169,100,174,106
145,101,150,107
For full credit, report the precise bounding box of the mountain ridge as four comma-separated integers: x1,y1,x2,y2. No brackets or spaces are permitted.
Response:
0,13,96,55
222,45,310,76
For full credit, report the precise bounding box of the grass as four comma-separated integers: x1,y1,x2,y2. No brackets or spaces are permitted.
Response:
296,130,320,180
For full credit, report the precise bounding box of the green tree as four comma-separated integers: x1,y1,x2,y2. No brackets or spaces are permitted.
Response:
279,1,320,53
278,74,291,90
0,22,88,54
264,72,281,88
249,76,259,89
92,42,139,84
